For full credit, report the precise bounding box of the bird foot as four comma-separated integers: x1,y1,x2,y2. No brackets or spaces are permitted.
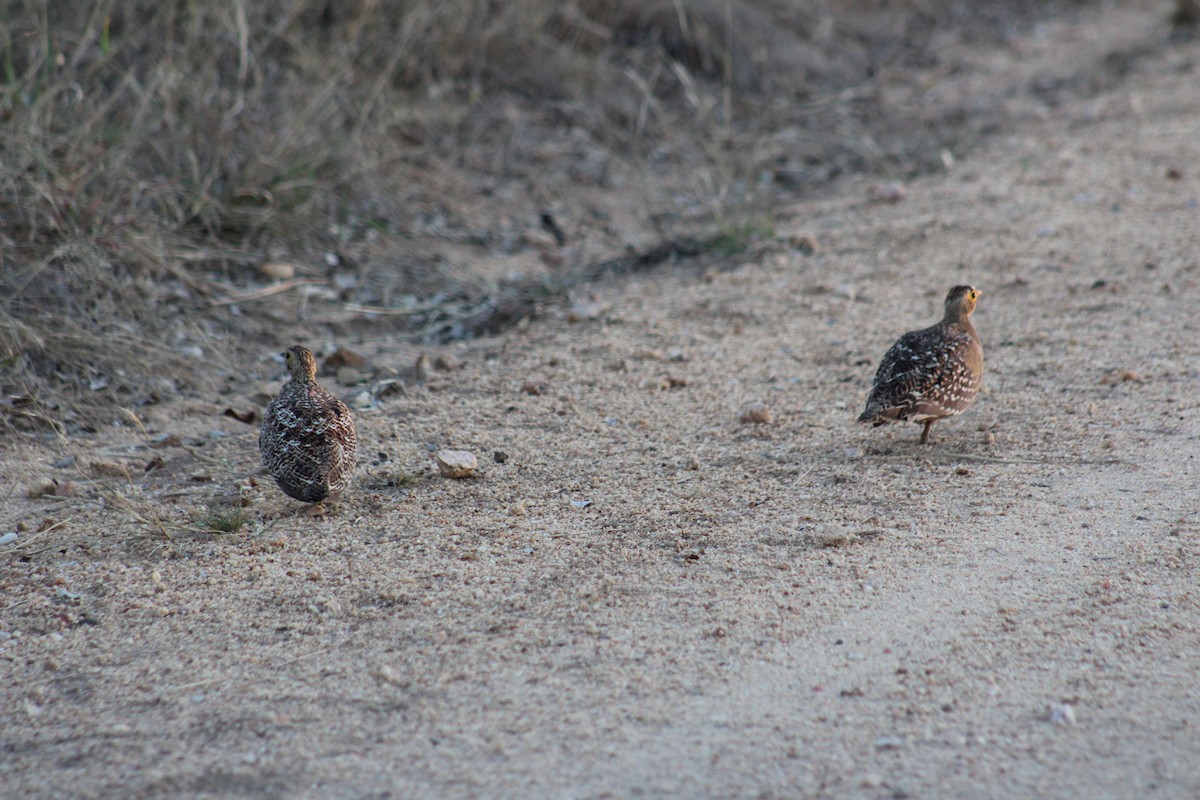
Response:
919,421,934,445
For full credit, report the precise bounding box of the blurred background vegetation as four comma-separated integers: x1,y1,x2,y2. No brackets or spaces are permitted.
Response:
0,0,1108,430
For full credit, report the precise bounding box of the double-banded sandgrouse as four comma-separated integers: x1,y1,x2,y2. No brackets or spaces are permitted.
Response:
260,345,358,505
858,285,984,444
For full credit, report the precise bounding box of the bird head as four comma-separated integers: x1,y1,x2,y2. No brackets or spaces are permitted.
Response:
944,285,980,320
284,346,319,382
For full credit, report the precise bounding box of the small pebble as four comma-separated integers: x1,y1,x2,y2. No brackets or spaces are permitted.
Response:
434,354,463,371
377,665,404,686
435,450,478,479
0,532,18,546
832,282,858,301
374,379,406,399
493,451,510,464
89,461,130,479
566,299,611,322
738,401,773,424
1049,703,1076,726
336,366,367,387
789,234,820,255
868,182,907,203
874,736,903,750
323,348,368,373
814,523,853,547
259,262,296,280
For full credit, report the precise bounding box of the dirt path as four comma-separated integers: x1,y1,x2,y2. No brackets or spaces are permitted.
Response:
3,5,1199,799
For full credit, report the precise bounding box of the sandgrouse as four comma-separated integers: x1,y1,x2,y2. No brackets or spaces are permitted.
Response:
259,345,358,506
858,285,983,444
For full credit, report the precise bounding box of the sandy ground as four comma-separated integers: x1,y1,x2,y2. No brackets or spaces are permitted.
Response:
3,5,1200,799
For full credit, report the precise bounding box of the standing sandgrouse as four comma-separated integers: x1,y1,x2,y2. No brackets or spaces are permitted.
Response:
260,345,358,506
858,285,983,444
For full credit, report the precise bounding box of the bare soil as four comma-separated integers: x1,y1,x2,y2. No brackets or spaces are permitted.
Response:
3,4,1199,798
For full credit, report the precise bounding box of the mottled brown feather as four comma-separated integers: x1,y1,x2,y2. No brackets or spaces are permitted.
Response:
260,346,358,503
859,285,983,443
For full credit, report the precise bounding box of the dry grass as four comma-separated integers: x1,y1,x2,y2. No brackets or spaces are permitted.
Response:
0,0,1090,430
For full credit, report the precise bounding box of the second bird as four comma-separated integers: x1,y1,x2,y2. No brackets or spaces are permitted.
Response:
260,345,358,508
858,285,984,445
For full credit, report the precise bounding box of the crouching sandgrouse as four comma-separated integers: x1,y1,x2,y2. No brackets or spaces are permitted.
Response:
858,285,983,444
260,345,357,507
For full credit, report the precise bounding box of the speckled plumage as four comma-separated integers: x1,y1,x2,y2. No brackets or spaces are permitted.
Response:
858,285,984,444
260,346,357,504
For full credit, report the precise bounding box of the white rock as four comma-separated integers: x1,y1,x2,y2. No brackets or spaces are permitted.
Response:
813,523,853,547
833,282,858,300
337,366,367,386
435,450,478,479
1049,703,1076,726
377,665,404,686
566,299,611,322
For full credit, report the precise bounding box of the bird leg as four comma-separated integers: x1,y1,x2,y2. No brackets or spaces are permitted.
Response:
919,420,934,445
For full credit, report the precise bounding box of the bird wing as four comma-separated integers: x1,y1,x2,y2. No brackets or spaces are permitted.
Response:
863,325,976,420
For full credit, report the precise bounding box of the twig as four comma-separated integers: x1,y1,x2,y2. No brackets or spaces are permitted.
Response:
9,517,73,556
210,279,330,306
791,464,818,486
343,302,457,316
